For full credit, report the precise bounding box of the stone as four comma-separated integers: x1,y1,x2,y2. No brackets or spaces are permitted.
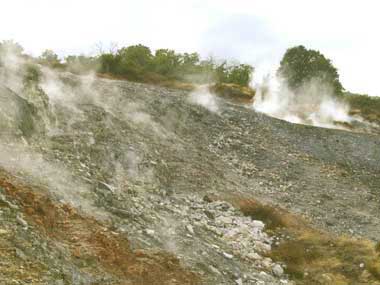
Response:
251,220,265,229
145,229,155,236
186,225,194,235
223,252,233,259
0,229,9,235
272,264,284,277
262,258,273,269
16,216,28,227
235,278,243,285
247,252,262,260
209,265,221,275
0,194,18,210
256,242,271,252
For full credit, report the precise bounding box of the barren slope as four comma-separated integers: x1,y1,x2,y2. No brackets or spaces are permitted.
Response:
0,71,379,284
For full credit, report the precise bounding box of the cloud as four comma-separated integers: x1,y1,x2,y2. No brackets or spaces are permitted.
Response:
201,15,279,59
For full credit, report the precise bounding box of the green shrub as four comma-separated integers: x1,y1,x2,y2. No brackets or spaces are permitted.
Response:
216,63,253,87
23,63,42,85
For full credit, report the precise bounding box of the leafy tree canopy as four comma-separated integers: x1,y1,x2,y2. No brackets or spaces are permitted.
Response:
216,62,254,87
0,40,24,55
39,49,62,67
278,45,343,96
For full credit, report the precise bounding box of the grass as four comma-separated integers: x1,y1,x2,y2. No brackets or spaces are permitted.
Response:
97,72,196,91
218,196,380,284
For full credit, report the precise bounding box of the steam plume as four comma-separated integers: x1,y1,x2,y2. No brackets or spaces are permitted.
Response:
253,75,354,130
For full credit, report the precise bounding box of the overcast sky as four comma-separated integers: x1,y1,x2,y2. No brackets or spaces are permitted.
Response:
1,0,379,95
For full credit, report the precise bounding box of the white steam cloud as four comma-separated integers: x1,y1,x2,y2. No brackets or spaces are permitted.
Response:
253,75,354,130
188,85,219,113
0,49,165,221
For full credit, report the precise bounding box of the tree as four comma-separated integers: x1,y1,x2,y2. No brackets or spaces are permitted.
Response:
39,49,62,68
215,62,254,87
0,40,24,56
0,40,24,66
179,52,200,75
117,44,153,78
228,64,254,87
152,49,181,78
98,53,119,74
278,45,343,96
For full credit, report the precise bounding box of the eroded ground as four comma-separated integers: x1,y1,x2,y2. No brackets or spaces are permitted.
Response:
0,71,379,284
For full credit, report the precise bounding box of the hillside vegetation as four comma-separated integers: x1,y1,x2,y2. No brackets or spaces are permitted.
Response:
345,92,380,124
2,39,380,125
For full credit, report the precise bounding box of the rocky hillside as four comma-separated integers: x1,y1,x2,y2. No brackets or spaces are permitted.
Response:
0,68,380,284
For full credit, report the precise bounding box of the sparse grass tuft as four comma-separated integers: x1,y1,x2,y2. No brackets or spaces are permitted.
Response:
96,72,195,91
223,196,380,284
376,241,380,253
231,198,290,231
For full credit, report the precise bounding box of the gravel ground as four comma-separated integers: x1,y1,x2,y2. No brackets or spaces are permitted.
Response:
0,70,379,284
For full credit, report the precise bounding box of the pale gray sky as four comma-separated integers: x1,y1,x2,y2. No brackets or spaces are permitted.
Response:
1,0,379,95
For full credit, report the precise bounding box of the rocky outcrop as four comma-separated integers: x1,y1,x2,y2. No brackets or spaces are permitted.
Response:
0,85,38,138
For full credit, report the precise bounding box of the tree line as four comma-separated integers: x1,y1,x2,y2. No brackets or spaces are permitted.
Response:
2,39,377,104
0,40,254,87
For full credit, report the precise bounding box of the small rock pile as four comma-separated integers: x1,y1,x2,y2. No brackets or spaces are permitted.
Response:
183,196,286,278
115,190,290,284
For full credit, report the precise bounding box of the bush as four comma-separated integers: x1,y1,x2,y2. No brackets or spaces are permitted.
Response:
98,53,118,74
216,62,254,87
23,63,42,85
152,49,182,78
117,44,153,80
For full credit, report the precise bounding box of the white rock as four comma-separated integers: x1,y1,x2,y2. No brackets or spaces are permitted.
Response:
247,252,262,260
235,278,243,285
209,265,221,275
272,264,284,277
145,229,155,236
251,220,265,229
16,216,28,227
0,229,8,235
223,252,233,259
186,225,194,235
256,241,271,252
